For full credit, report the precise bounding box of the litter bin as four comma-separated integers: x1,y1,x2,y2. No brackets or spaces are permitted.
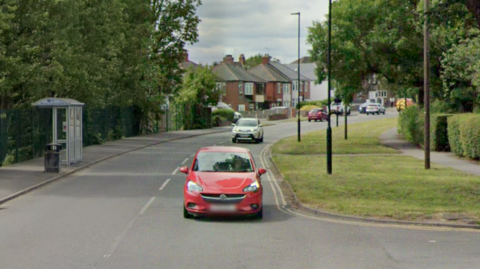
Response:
45,143,62,173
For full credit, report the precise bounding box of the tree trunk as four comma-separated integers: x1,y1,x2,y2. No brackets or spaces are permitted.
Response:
466,0,480,28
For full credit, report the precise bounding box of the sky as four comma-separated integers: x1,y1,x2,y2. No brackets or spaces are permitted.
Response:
185,0,330,65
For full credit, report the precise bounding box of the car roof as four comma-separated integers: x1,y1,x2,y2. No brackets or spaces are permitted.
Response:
238,118,258,121
197,146,250,154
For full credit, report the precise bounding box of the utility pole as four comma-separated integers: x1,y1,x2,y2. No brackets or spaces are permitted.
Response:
424,0,431,169
291,12,301,142
327,0,333,174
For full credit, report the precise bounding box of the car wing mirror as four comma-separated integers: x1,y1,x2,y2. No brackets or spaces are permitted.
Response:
231,123,235,127
258,124,263,127
179,166,189,174
258,168,267,175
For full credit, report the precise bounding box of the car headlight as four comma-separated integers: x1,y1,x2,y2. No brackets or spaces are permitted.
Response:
250,128,257,132
187,181,203,192
243,181,260,192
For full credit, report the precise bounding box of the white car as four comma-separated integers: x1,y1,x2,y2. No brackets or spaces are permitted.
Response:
232,118,264,143
365,103,386,115
330,102,351,115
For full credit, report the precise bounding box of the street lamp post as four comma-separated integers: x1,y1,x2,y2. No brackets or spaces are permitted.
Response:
291,12,301,142
326,0,333,174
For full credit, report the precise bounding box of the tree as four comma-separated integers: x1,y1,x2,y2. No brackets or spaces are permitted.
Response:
177,65,219,107
147,0,202,108
245,54,264,69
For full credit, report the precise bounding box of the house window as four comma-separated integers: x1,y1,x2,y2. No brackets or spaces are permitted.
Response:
238,104,245,111
216,82,226,96
305,82,309,92
300,82,303,92
283,101,290,107
283,84,290,94
277,83,281,94
245,83,253,95
238,82,243,94
379,90,387,97
293,81,297,91
249,104,254,110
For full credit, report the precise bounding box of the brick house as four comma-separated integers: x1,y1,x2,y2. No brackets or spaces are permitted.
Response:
212,55,265,112
248,55,310,109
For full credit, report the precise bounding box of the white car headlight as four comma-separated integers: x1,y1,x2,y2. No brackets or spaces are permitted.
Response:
187,181,203,192
243,181,260,192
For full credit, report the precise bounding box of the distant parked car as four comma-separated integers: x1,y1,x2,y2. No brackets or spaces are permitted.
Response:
269,106,288,114
233,112,242,123
358,102,371,114
365,103,386,115
308,108,328,122
330,102,351,115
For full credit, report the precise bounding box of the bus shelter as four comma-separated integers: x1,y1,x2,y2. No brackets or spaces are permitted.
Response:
32,98,84,166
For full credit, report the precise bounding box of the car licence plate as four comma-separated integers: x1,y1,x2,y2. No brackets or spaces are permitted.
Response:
240,134,249,137
210,204,236,212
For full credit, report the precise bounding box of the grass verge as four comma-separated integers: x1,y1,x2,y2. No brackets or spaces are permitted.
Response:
272,117,480,223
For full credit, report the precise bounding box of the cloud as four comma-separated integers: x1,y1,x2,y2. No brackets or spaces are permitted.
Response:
185,0,329,65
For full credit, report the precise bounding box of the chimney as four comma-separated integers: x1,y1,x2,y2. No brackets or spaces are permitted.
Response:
262,54,270,65
223,54,234,64
239,54,246,66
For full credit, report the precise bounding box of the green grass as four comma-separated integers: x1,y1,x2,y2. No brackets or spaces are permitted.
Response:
272,117,480,222
273,118,399,154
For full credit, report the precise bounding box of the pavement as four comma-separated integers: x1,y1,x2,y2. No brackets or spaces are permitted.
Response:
1,115,479,209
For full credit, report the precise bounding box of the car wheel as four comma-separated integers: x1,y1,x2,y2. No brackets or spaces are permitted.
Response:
308,119,311,122
260,135,264,143
232,138,236,143
184,206,192,219
383,111,386,115
256,206,263,219
377,112,379,115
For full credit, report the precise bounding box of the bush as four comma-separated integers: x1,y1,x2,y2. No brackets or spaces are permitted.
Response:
448,114,480,159
212,108,234,122
431,114,453,151
398,106,423,145
297,99,329,110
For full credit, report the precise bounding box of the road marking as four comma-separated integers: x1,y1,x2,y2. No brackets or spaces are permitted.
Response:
140,197,156,215
94,196,156,268
260,144,286,206
181,158,189,164
159,178,171,191
190,154,195,157
172,167,179,175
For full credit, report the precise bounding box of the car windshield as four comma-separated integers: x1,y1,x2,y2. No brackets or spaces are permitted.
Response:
236,120,258,127
193,152,254,172
310,109,320,113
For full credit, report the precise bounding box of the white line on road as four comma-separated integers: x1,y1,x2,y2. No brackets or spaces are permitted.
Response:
140,197,156,215
190,154,195,157
159,178,171,191
182,158,189,164
172,167,179,175
94,196,156,268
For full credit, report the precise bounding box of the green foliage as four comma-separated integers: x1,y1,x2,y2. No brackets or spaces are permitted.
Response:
297,100,328,110
212,108,234,122
177,65,219,107
245,54,264,69
441,29,480,112
398,106,424,145
431,114,453,152
448,114,480,160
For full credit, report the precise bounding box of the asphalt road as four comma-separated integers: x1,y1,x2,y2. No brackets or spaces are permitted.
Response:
0,112,479,269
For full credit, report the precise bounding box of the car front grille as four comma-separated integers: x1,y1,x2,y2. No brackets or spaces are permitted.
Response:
201,194,246,204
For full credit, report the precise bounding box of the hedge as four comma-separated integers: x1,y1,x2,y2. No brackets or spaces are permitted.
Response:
448,114,480,160
431,114,453,151
398,106,424,145
212,108,234,122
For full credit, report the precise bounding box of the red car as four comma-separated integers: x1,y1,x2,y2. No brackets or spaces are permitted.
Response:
308,108,328,122
180,146,266,219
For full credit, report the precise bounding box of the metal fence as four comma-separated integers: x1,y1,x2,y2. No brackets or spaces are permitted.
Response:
0,106,139,167
163,103,212,131
1,104,212,167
